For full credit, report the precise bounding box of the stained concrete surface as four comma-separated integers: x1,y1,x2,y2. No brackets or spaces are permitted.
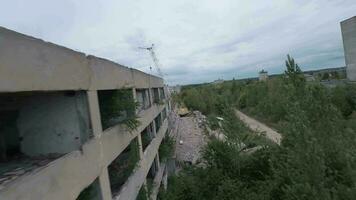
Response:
17,92,91,156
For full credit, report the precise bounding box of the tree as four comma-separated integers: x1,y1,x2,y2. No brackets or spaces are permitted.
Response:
284,54,305,88
322,72,330,80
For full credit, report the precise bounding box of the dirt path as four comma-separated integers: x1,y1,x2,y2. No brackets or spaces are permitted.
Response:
235,110,282,144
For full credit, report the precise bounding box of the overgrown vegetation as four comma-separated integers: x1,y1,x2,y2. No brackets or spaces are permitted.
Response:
98,89,140,130
137,177,155,200
108,139,140,195
161,55,356,200
137,183,153,200
137,186,149,200
76,180,100,200
158,134,175,162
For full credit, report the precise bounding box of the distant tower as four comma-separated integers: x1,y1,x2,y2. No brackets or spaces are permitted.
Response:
341,16,356,81
259,69,268,81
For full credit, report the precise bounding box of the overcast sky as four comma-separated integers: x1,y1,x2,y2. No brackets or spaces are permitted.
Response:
1,0,355,85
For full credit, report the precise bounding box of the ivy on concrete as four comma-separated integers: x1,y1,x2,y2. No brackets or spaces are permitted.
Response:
98,89,140,130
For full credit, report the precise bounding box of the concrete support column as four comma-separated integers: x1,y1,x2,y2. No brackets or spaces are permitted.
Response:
162,167,168,190
149,88,154,106
137,134,144,159
87,91,103,138
132,88,138,115
148,123,155,139
168,100,171,112
157,87,162,102
131,88,145,158
98,167,112,200
145,89,152,108
152,120,157,137
155,154,161,172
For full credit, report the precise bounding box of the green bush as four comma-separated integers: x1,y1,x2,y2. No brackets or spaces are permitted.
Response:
330,84,356,118
159,135,175,162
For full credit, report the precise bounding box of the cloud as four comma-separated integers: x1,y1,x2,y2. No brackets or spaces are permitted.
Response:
1,0,355,85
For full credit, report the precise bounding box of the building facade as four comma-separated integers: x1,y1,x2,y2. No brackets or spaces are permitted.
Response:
341,16,356,82
259,70,268,81
0,27,171,200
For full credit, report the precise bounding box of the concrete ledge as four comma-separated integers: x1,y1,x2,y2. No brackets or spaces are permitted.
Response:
114,120,168,200
0,105,166,200
0,27,163,92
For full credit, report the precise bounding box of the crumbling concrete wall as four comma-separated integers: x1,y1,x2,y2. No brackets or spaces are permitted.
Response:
341,16,356,81
17,92,91,156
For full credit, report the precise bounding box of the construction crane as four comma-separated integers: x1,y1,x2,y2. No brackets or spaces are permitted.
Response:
139,44,164,78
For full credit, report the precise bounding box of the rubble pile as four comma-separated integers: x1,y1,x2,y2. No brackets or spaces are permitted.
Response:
168,110,180,139
175,111,208,165
192,111,206,128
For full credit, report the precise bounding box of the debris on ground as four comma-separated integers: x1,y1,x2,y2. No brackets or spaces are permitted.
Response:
175,111,207,165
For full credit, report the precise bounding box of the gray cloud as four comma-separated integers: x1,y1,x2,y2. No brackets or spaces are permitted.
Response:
1,0,355,85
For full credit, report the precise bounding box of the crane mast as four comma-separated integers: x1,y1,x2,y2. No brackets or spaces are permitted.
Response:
139,44,164,78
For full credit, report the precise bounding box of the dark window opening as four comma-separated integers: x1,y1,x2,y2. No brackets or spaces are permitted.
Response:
154,114,162,133
148,157,158,179
141,123,155,152
98,89,136,130
152,88,160,104
76,178,102,200
136,184,149,200
0,91,90,187
108,138,140,197
161,108,167,122
159,88,165,100
136,89,151,112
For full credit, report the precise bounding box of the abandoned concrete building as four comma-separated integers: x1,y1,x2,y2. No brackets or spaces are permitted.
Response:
0,27,172,200
341,16,356,82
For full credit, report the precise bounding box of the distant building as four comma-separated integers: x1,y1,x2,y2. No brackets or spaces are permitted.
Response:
304,67,346,80
341,16,356,81
169,85,181,94
259,70,268,81
212,79,224,84
304,74,315,82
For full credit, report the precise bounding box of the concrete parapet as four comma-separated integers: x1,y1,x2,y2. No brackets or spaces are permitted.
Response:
0,27,163,92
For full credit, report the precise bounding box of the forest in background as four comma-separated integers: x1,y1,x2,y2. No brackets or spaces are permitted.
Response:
160,55,356,200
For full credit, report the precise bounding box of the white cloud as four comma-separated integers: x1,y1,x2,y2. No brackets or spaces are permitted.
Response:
1,0,355,85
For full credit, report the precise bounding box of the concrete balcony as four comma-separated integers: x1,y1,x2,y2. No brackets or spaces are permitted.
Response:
0,104,166,200
113,119,168,200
